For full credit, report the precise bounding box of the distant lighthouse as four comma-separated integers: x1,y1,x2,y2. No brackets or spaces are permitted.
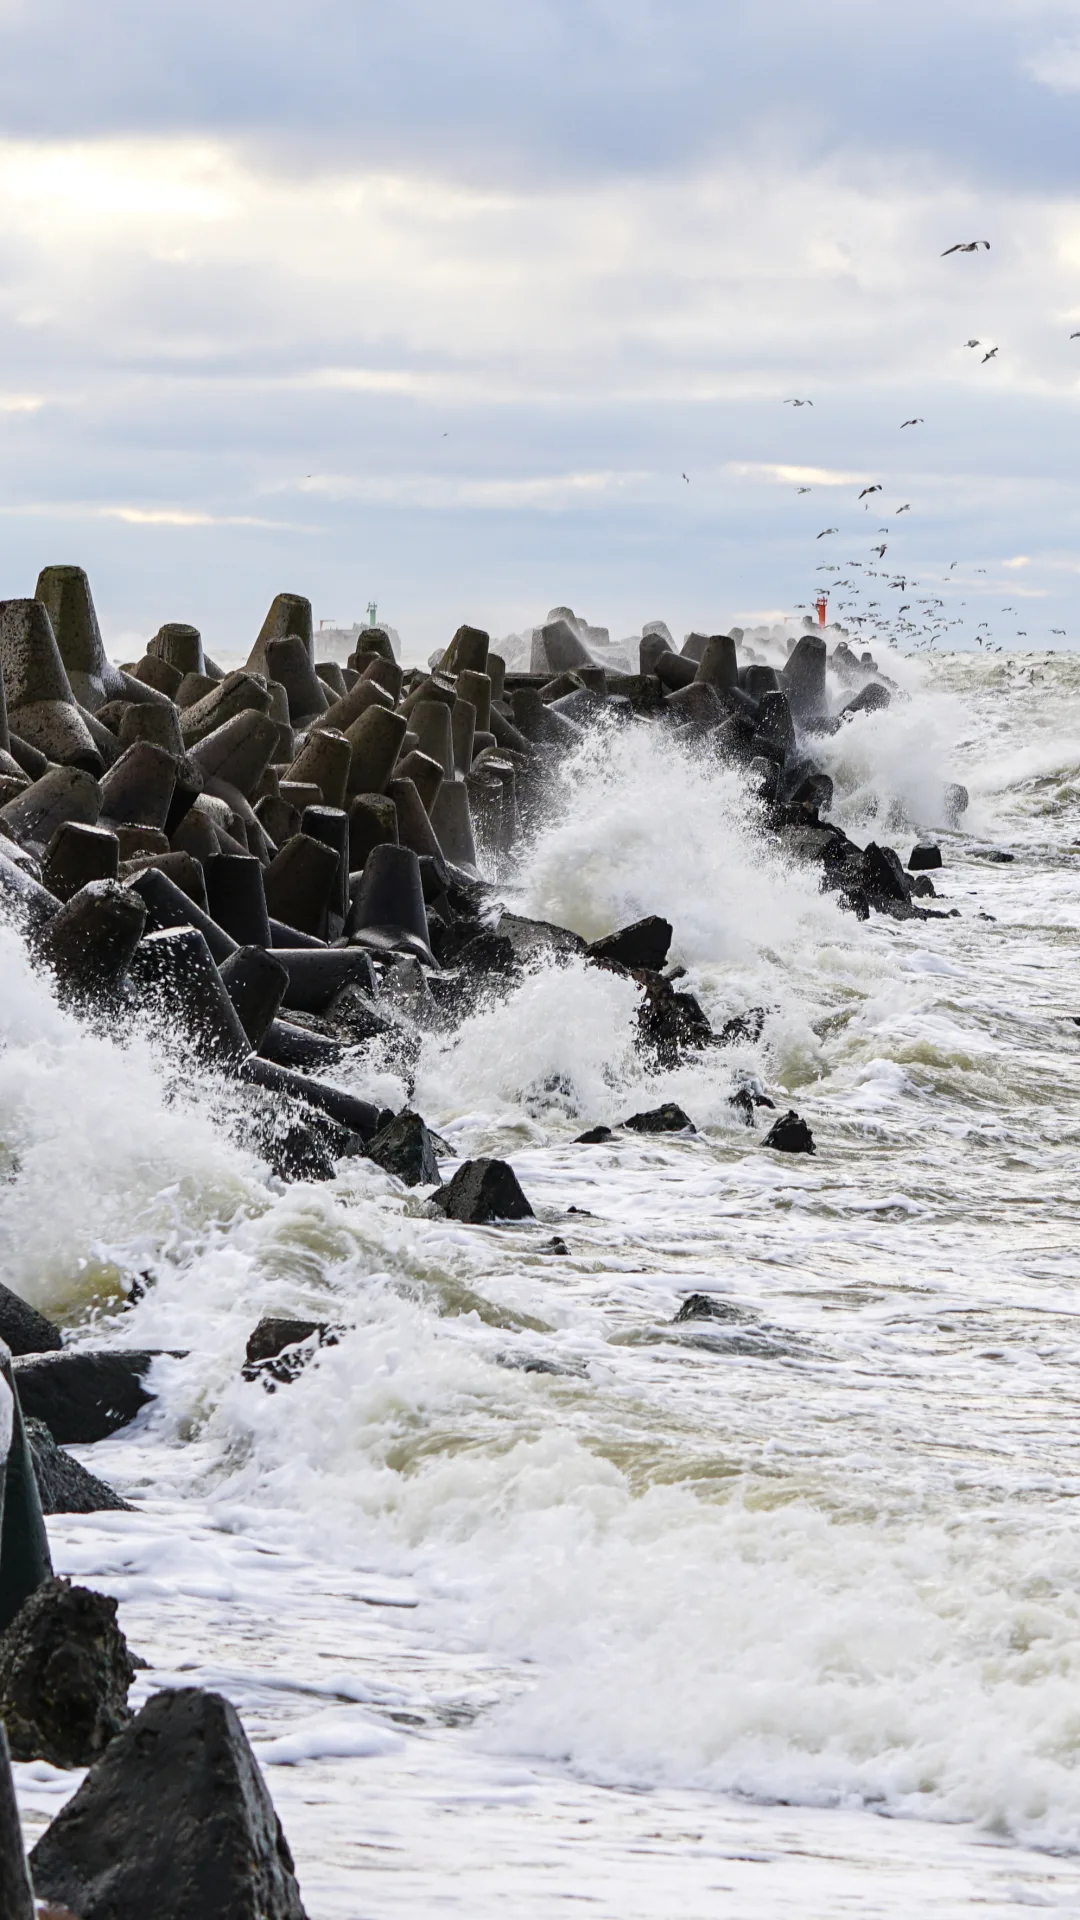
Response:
815,592,828,627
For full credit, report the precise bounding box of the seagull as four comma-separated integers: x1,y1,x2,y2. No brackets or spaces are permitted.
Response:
896,503,911,513
816,527,838,538
784,398,813,406
1071,334,1080,340
942,241,990,255
900,418,924,428
1053,628,1066,635
872,543,887,558
859,484,882,499
949,561,958,569
963,339,981,348
796,486,812,494
682,473,690,483
982,347,998,362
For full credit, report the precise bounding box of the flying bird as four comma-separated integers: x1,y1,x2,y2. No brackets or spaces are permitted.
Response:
900,418,924,428
1071,334,1080,340
872,543,887,557
964,340,980,348
1053,628,1066,635
816,527,838,538
896,503,911,512
796,486,812,493
982,347,998,362
785,398,813,406
682,473,690,483
942,241,990,255
859,484,882,499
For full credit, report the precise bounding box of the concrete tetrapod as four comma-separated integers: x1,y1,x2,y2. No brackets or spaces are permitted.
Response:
0,598,103,771
346,842,435,965
219,945,289,1049
32,880,147,1002
245,589,314,676
430,778,479,876
128,926,251,1065
41,822,119,900
35,564,172,712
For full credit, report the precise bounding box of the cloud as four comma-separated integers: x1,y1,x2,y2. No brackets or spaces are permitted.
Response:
0,12,1072,652
726,463,869,487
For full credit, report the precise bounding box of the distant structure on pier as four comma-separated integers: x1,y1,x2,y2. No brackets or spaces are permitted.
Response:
316,608,401,661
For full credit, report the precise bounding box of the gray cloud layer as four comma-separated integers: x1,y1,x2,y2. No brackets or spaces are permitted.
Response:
0,0,1075,655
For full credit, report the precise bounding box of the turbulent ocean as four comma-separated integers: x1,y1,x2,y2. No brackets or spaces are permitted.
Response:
5,645,1080,1916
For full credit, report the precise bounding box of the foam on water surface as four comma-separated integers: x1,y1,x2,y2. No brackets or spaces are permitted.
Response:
5,649,1080,1911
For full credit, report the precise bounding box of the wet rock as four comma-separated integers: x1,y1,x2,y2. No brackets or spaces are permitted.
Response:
12,1350,164,1443
862,841,914,912
242,1317,338,1384
587,915,673,971
673,1293,747,1323
910,874,937,897
575,1125,613,1143
715,1006,767,1046
0,1725,34,1920
943,782,969,824
762,1110,815,1154
431,1158,534,1222
365,1110,442,1186
25,1419,132,1514
0,1282,62,1356
623,1103,695,1134
0,1575,134,1766
908,842,942,870
29,1686,310,1920
728,1086,756,1125
635,971,715,1067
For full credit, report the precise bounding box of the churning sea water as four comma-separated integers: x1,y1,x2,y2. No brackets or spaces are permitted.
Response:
5,648,1080,1916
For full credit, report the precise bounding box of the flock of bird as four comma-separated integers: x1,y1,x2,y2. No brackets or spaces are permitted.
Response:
770,238,1070,656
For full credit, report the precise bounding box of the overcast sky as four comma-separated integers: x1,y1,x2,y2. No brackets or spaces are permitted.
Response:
0,0,1078,658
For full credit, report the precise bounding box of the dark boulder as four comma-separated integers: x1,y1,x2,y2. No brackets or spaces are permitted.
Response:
762,1110,815,1154
365,1110,442,1187
862,841,913,912
910,874,937,898
431,1158,534,1223
30,1686,310,1920
587,915,673,971
715,1006,767,1046
0,1576,133,1766
575,1125,613,1143
623,1103,695,1134
12,1350,164,1443
26,1419,132,1514
673,1293,746,1324
635,972,715,1067
242,1317,338,1386
908,842,942,870
0,1282,62,1356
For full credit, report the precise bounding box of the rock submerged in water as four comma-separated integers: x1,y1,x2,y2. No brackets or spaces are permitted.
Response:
623,1103,695,1134
762,1110,816,1154
26,1419,132,1515
432,1158,534,1223
365,1109,443,1187
29,1686,310,1920
0,1575,134,1767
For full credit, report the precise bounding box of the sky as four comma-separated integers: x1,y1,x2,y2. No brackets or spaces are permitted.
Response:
0,0,1078,660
